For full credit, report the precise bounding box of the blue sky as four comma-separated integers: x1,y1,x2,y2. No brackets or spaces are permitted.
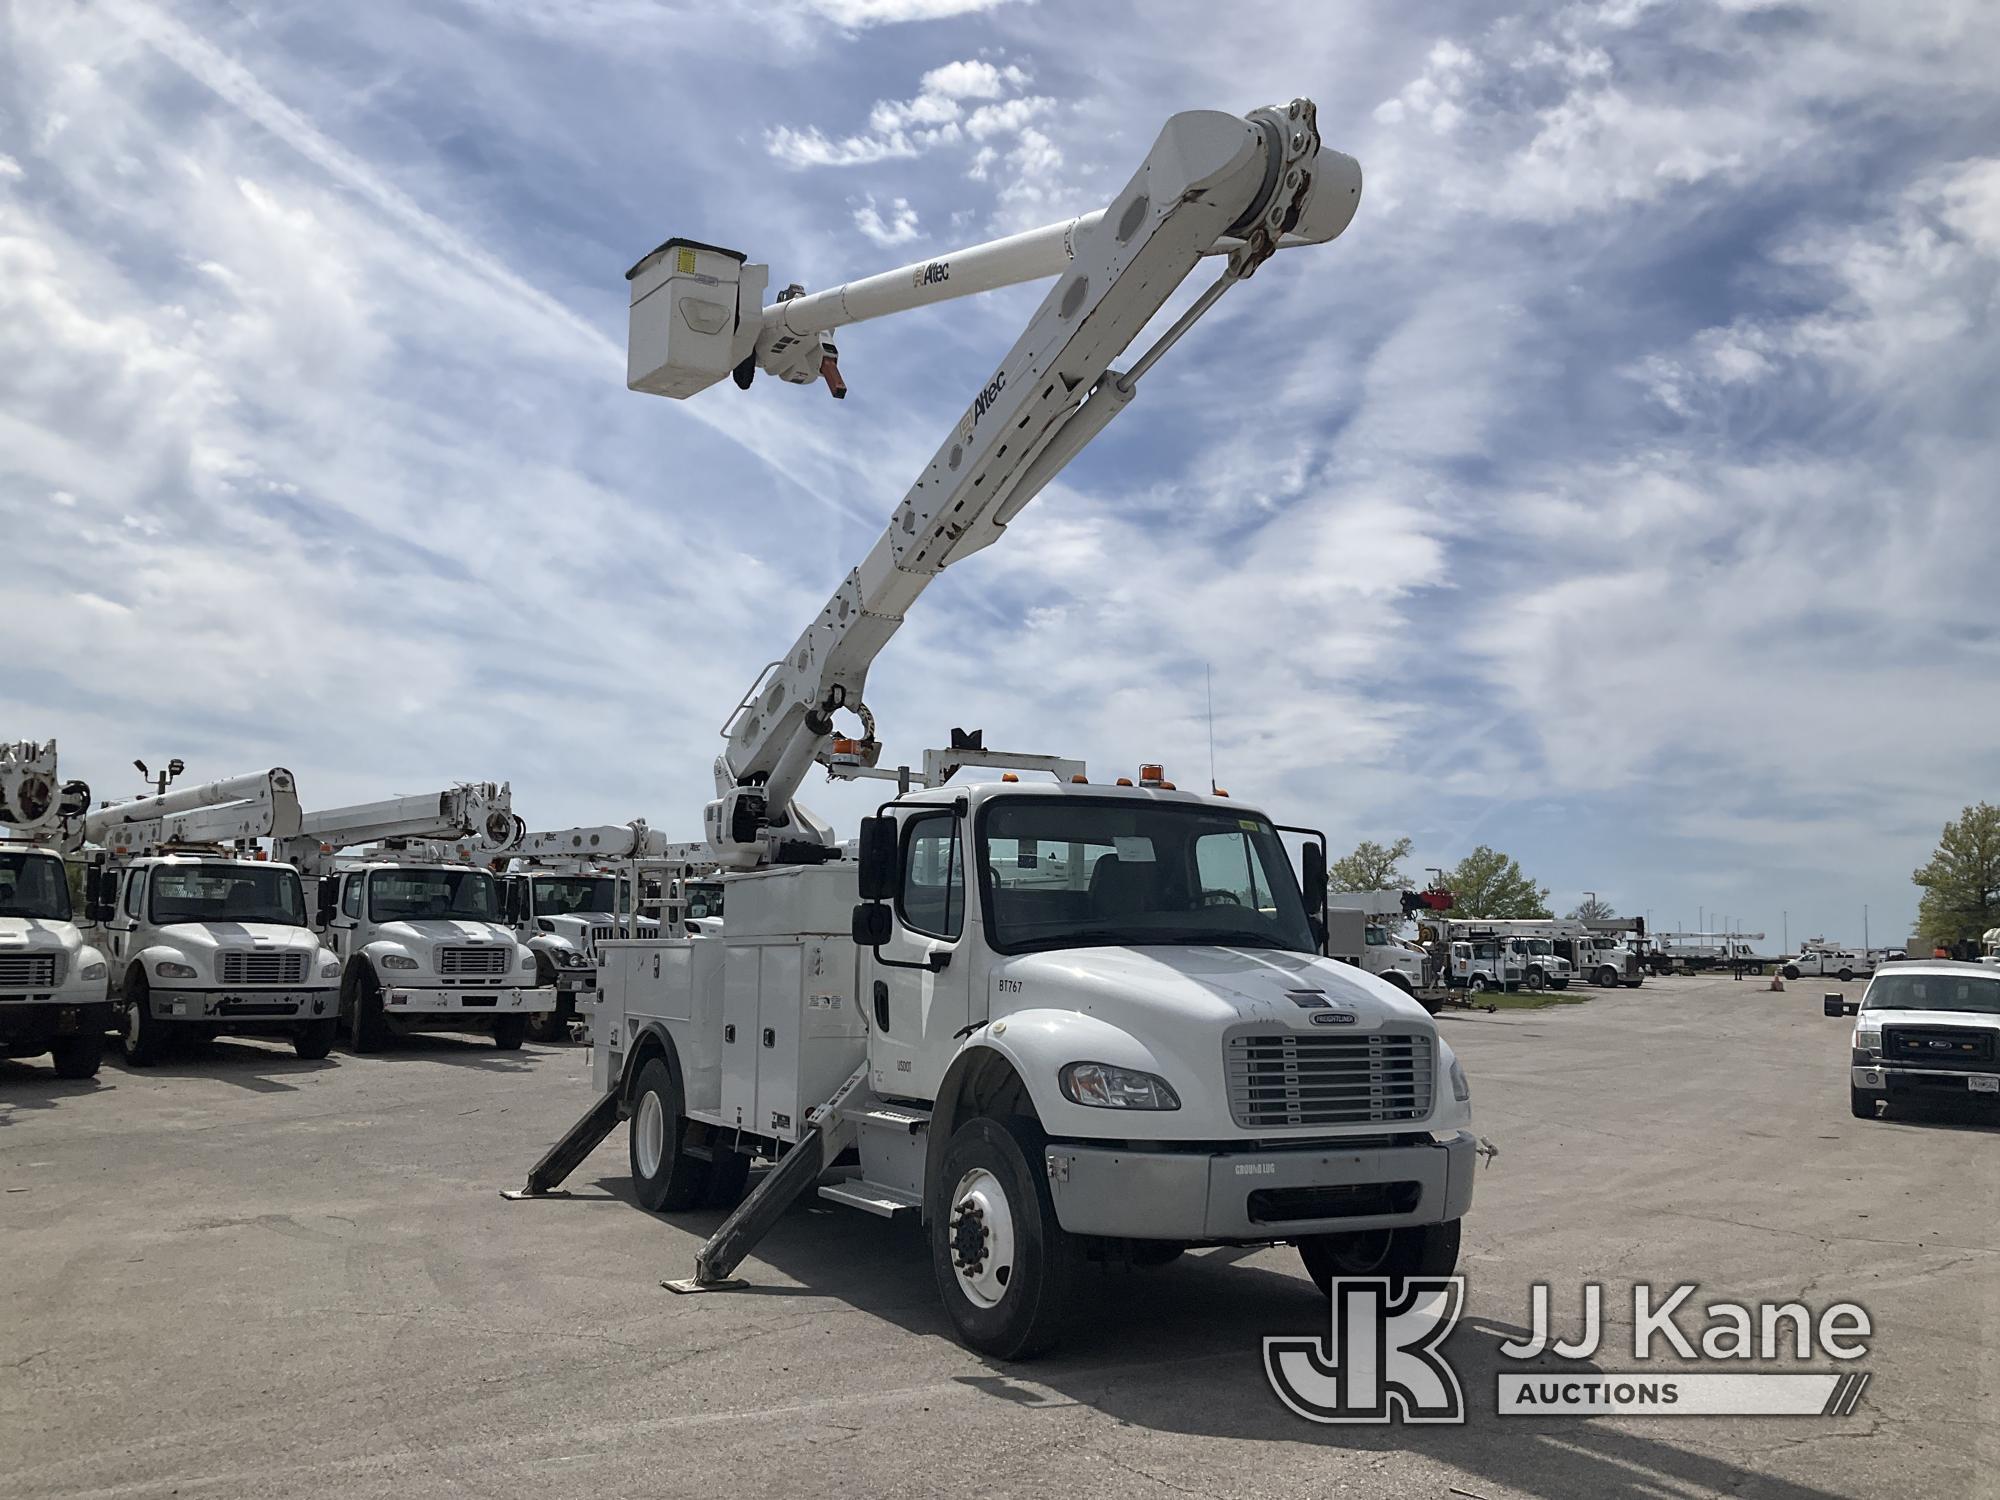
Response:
3,0,1996,949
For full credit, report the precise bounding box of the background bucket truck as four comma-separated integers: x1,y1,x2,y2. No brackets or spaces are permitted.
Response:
0,740,112,1078
510,99,1482,1360
279,786,550,1051
83,767,340,1064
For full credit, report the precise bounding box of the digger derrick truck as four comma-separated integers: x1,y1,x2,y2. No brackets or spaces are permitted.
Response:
83,768,340,1063
0,741,112,1078
278,786,549,1051
511,100,1480,1360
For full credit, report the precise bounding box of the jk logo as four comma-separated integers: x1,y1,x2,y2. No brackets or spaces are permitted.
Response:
1264,1278,1467,1424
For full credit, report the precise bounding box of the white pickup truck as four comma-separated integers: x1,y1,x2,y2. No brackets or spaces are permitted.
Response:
1785,945,1875,983
1832,961,1999,1118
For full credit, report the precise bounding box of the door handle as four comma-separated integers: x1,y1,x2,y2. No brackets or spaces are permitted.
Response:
761,1027,775,1049
873,980,889,1032
723,1023,736,1043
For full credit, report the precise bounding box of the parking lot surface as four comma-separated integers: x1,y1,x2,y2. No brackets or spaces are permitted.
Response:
3,972,1994,1499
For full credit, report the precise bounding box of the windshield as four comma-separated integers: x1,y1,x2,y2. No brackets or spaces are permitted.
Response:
1364,924,1387,946
980,798,1316,955
686,882,725,922
0,851,71,921
1529,938,1554,955
535,877,617,916
1863,972,2000,1016
369,867,497,922
150,864,306,926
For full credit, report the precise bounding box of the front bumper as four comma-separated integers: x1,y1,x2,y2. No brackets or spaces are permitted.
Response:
144,988,337,1022
383,984,554,1015
1044,1130,1478,1242
1854,1064,2000,1097
0,997,113,1047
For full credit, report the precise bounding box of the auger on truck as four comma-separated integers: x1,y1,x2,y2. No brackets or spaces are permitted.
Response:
83,767,340,1063
0,741,113,1078
277,785,550,1051
512,99,1482,1360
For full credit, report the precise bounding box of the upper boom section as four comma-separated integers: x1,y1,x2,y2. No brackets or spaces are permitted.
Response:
626,100,1359,868
280,784,523,875
0,740,91,847
85,768,303,854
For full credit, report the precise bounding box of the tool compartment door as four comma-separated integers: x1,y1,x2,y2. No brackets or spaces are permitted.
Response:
721,943,761,1131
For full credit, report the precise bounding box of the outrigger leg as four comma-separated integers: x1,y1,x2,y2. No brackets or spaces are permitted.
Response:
501,1088,622,1200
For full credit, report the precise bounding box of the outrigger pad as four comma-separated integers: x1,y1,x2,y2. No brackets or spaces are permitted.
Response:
499,1188,576,1200
662,1277,749,1294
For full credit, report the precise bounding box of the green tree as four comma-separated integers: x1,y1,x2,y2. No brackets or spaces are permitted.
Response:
1570,895,1616,922
1329,836,1412,893
1445,845,1552,919
1912,802,2000,947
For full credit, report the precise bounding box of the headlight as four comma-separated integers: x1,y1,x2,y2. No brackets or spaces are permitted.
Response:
320,958,342,978
380,954,419,971
1059,1061,1180,1111
520,952,535,970
536,919,555,934
1853,1023,1882,1056
154,960,197,979
1450,1056,1471,1103
81,961,107,982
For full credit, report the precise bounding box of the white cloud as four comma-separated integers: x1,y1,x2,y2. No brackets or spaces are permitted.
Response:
0,153,22,179
806,0,1031,26
852,194,922,246
921,59,1028,98
965,95,1052,139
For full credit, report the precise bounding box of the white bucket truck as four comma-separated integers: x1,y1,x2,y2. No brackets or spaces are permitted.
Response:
280,786,548,1051
1323,889,1430,994
510,100,1481,1359
0,741,113,1078
84,768,340,1063
1783,940,1874,984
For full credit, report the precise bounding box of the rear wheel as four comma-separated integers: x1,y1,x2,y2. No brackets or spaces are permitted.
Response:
294,1018,337,1061
1837,968,1854,983
1299,1219,1462,1298
51,1030,104,1080
628,1057,709,1211
120,976,168,1066
493,1014,527,1050
930,1115,1078,1360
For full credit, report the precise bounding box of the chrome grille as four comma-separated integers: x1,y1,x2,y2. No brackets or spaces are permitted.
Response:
1226,1029,1436,1129
438,945,509,976
218,951,307,986
0,953,63,990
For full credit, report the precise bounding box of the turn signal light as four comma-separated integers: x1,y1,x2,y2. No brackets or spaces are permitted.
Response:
1115,777,1134,787
1070,774,1088,784
1000,772,1019,782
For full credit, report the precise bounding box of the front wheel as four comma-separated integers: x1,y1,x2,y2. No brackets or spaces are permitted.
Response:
294,1017,337,1061
1783,964,1801,982
930,1115,1078,1361
1298,1219,1462,1298
1381,971,1414,996
350,969,390,1052
1468,975,1490,994
526,961,570,1042
628,1058,709,1211
1837,968,1854,983
1526,966,1546,991
1596,967,1619,988
493,1014,528,1050
120,978,168,1067
51,1030,104,1080
1850,1085,1879,1119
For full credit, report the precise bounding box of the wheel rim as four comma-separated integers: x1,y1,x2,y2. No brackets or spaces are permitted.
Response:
635,1091,666,1180
124,1000,142,1048
947,1167,1018,1309
1328,1229,1394,1275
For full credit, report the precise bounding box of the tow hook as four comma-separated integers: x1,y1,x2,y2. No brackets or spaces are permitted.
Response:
950,1196,990,1274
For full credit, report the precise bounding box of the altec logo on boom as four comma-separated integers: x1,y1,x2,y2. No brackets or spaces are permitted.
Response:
1266,1281,1874,1424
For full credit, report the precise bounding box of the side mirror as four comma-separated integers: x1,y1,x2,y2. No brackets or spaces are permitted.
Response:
851,901,893,948
84,868,114,922
857,816,898,902
1301,841,1327,915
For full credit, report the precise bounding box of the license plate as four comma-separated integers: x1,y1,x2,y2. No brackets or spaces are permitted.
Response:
1969,1075,1998,1094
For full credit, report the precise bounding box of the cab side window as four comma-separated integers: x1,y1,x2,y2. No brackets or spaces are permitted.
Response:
898,814,963,940
341,874,363,920
122,870,146,921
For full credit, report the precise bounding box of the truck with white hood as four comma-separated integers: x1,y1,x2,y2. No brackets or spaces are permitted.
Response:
0,740,113,1078
279,785,549,1051
510,100,1482,1359
84,768,340,1063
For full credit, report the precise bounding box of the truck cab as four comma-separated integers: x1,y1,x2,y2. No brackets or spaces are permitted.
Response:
0,844,112,1077
1832,961,2000,1117
595,777,1476,1358
1517,937,1572,990
93,853,340,1063
316,861,546,1051
498,865,658,1037
1445,938,1523,993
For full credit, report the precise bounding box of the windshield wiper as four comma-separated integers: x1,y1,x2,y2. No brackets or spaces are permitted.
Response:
1009,927,1146,952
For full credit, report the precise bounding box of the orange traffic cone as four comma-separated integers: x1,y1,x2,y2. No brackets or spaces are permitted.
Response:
1769,973,1785,992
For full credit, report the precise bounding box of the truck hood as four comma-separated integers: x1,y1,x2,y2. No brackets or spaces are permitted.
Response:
376,920,515,945
0,916,85,955
154,923,322,955
993,944,1432,1030
1863,1008,2000,1032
